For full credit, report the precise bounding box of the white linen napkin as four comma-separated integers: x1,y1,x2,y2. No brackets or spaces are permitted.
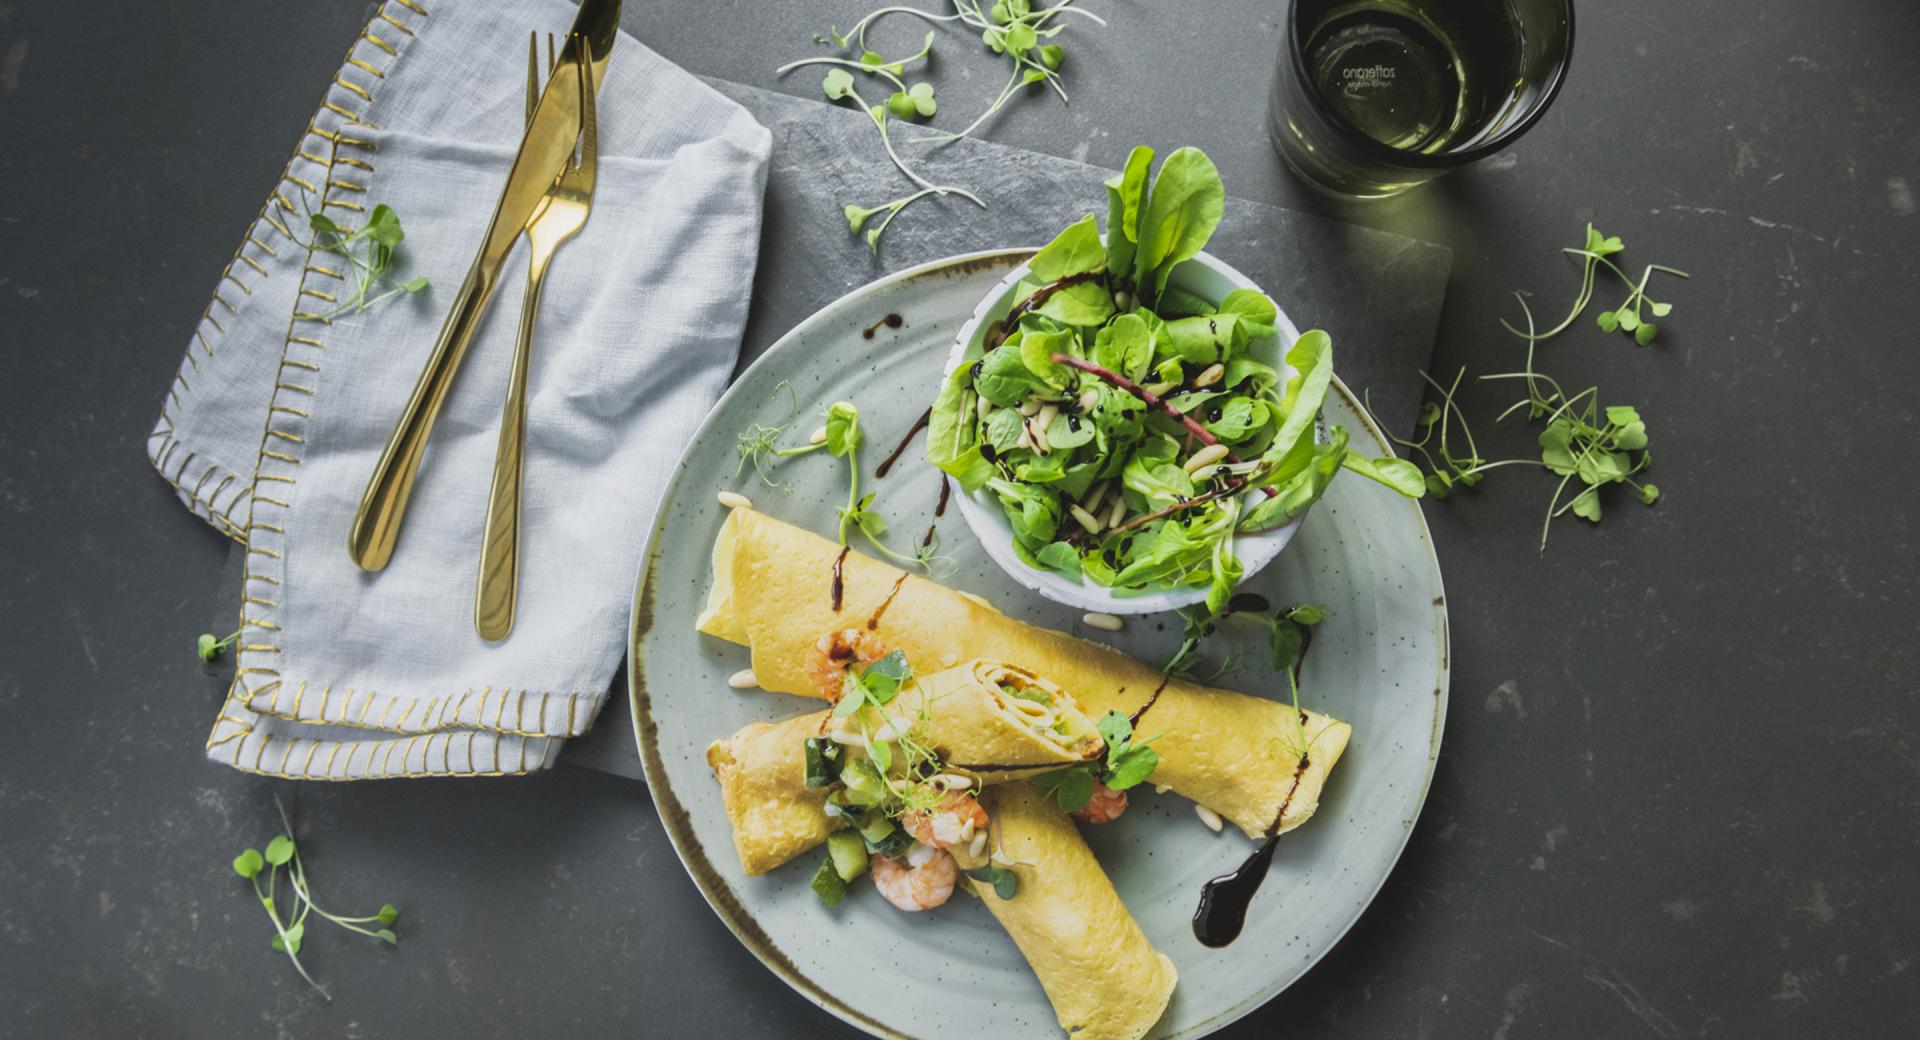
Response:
147,0,770,778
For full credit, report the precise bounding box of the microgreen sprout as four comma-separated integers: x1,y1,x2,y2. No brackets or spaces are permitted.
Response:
1501,224,1688,347
820,402,946,571
1031,711,1160,813
781,0,1106,247
735,380,826,493
302,204,430,319
196,628,241,662
230,799,400,1000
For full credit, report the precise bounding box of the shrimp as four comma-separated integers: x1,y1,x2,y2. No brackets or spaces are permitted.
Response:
1072,780,1129,824
870,848,957,911
804,628,891,700
901,790,990,849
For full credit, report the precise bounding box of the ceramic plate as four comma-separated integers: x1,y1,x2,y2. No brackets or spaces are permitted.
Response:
630,250,1448,1039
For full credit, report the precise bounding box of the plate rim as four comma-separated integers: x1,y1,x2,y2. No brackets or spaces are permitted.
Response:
627,248,1450,1040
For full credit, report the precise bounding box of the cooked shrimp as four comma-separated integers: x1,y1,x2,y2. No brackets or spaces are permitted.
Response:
901,790,990,849
804,628,891,700
1072,780,1129,824
870,848,957,911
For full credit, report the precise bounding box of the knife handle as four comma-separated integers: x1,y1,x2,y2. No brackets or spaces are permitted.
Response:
348,257,498,572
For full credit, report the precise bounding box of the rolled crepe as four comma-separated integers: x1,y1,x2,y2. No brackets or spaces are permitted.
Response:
708,660,1104,875
954,783,1176,1040
698,508,1350,838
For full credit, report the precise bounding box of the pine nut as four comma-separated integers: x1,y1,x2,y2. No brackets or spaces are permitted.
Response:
828,729,865,746
1154,784,1172,794
1082,481,1110,513
959,818,977,843
1105,497,1128,528
1190,465,1221,483
1077,387,1100,413
1068,504,1104,535
1017,427,1034,452
1143,380,1176,397
968,831,989,860
1194,363,1226,388
726,668,758,689
1027,418,1050,456
716,491,753,510
977,394,993,421
871,718,909,743
1082,612,1124,632
809,426,827,444
1195,804,1224,832
1184,444,1230,473
931,773,974,791
1018,396,1042,417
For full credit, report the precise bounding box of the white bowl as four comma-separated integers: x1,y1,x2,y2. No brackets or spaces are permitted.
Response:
942,249,1313,615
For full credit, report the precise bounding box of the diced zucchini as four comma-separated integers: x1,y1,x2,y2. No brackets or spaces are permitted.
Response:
858,814,897,847
810,854,848,908
827,830,869,882
803,737,844,789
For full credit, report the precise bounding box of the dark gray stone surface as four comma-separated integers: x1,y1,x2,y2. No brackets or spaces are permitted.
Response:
2,1,1915,1037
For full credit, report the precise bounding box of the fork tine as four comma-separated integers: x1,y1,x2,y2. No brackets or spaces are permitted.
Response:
524,31,539,129
573,37,598,187
546,32,556,76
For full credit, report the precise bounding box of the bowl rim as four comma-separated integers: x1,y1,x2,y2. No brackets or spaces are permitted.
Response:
940,247,1314,614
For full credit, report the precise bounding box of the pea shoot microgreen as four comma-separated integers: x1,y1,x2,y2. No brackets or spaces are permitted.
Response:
303,204,430,319
230,799,400,1000
967,862,1020,900
1032,710,1160,813
735,380,823,493
780,1,1107,248
196,628,241,662
1164,596,1325,682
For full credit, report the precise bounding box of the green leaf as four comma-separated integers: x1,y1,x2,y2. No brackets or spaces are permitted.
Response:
1004,22,1037,56
968,864,1019,900
232,849,264,879
1132,147,1226,302
1242,424,1348,531
1217,289,1279,335
987,478,1060,546
1022,68,1046,85
861,650,912,703
1034,541,1083,580
400,276,429,293
377,903,399,926
821,68,856,101
1018,325,1074,386
866,732,893,773
974,344,1053,407
1092,314,1154,383
376,929,398,945
263,835,295,866
811,854,850,908
1103,146,1154,280
1044,410,1095,451
1634,322,1658,345
859,49,885,67
1286,604,1327,625
1033,280,1115,327
824,402,861,456
1615,308,1640,332
1649,300,1673,317
1340,454,1426,498
844,203,879,234
1105,744,1160,790
270,934,285,953
197,633,220,662
1569,486,1602,522
1034,767,1095,813
906,81,936,117
1027,214,1107,283
282,921,305,954
1639,483,1661,504
1039,44,1065,69
885,90,916,118
1596,309,1619,332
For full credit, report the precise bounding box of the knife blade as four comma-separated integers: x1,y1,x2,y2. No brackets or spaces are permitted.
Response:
347,0,622,572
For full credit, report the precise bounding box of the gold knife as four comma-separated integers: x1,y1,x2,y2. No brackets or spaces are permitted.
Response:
347,0,622,572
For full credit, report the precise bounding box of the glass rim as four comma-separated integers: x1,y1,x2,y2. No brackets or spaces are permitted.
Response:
1285,0,1576,171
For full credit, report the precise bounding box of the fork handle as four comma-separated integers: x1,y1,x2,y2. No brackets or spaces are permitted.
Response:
474,249,551,640
348,257,499,572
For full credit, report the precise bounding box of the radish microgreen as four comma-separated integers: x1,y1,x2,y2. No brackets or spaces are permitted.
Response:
781,1,1107,248
230,799,400,1000
196,628,241,662
303,204,430,319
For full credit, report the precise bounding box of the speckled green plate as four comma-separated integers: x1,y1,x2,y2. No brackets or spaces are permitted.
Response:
630,250,1448,1039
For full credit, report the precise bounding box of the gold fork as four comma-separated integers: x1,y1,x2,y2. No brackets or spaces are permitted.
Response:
475,32,598,641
